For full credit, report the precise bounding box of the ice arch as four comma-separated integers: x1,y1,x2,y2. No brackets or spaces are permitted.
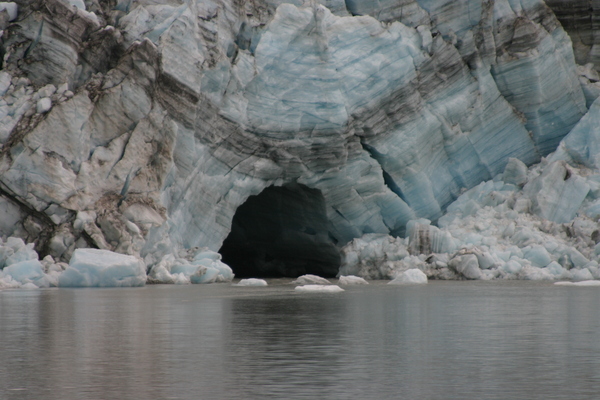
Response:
219,183,341,278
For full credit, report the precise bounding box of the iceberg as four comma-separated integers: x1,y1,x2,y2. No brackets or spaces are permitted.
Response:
295,285,344,293
58,249,146,287
338,275,369,285
233,278,268,287
555,281,600,287
291,274,331,285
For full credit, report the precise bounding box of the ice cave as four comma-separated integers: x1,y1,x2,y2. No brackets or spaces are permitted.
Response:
3,0,600,287
219,183,340,278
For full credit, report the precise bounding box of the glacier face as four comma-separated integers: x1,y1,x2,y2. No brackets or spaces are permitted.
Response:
0,0,595,278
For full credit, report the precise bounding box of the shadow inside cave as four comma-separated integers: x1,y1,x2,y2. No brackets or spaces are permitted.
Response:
219,183,340,278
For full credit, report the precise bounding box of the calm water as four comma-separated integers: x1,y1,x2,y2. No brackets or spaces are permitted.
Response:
1,280,600,400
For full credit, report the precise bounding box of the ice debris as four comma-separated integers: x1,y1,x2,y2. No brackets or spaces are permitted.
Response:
389,269,428,285
295,285,344,293
0,238,62,289
233,278,268,287
340,141,600,283
147,249,234,284
0,237,234,289
292,274,331,285
338,275,369,285
554,281,600,287
58,248,146,287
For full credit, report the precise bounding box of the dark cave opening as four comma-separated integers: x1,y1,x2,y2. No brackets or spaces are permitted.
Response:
219,183,341,278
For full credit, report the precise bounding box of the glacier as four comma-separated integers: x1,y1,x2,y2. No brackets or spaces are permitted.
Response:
0,0,599,286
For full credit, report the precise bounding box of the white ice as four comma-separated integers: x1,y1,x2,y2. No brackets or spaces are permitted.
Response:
58,248,146,287
292,274,331,285
554,281,600,287
233,278,268,287
389,269,428,285
147,249,234,284
295,285,344,293
338,275,369,285
0,2,18,21
341,127,600,283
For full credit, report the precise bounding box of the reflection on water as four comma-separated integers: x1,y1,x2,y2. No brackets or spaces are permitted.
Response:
1,281,600,399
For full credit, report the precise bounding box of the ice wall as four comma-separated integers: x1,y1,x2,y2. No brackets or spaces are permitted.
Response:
0,0,593,273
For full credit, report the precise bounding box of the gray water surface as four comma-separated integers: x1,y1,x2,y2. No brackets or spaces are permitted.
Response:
1,280,600,399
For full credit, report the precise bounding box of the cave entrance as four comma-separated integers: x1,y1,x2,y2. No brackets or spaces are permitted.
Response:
219,183,341,278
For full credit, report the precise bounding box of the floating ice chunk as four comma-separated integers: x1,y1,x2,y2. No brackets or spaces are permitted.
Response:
554,281,600,286
338,275,368,285
59,249,146,287
0,2,18,21
1,259,50,288
292,274,331,285
295,285,344,293
389,269,427,285
234,278,268,287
